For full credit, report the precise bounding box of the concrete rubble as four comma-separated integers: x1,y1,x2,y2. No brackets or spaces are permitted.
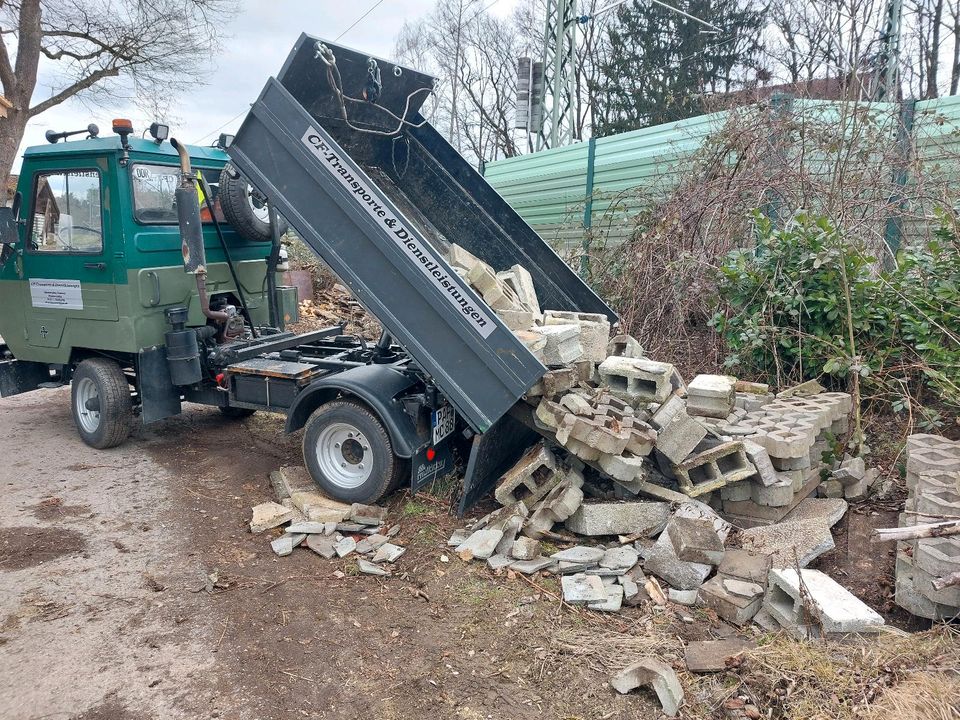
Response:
251,465,407,575
438,255,902,635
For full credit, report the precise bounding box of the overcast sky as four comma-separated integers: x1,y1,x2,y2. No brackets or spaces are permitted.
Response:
13,0,518,173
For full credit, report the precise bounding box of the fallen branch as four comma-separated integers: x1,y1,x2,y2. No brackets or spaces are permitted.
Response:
932,570,960,591
870,520,960,543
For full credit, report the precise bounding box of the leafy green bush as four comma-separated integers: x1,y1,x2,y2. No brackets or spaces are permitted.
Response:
711,210,959,430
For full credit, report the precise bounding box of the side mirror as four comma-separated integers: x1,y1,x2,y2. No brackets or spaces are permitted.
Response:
11,190,21,219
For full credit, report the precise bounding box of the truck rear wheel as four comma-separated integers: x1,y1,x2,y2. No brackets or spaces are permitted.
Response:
302,399,401,504
71,358,132,449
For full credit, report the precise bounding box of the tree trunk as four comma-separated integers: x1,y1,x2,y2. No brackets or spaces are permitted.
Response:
0,107,29,204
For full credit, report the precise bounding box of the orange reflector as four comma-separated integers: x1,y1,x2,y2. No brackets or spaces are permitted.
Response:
112,118,133,132
426,447,436,462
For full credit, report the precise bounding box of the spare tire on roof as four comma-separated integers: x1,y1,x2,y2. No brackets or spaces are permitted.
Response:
218,164,288,243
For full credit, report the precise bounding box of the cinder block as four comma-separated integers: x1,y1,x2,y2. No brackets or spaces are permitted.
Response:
720,482,751,501
494,442,559,508
446,243,484,273
466,261,523,311
764,569,885,638
698,575,763,625
564,501,670,536
514,330,547,364
528,324,583,366
655,411,707,465
599,452,647,483
544,310,610,363
717,548,772,585
686,375,736,419
607,333,643,358
524,477,584,539
751,475,794,507
666,516,725,565
495,308,535,331
497,263,542,317
673,441,755,497
742,438,779,487
598,356,675,404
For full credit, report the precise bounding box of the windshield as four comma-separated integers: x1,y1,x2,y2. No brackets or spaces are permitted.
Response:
131,163,223,224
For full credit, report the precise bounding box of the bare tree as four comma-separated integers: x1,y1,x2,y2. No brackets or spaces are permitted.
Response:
0,0,237,193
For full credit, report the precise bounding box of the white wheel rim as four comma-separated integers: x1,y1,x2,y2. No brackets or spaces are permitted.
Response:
315,422,373,489
246,186,270,223
74,377,101,434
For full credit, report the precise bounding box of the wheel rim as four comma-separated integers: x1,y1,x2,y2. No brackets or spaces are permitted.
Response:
74,377,101,434
246,186,270,223
315,422,373,489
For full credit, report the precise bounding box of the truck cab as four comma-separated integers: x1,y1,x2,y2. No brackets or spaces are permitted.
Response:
0,127,284,368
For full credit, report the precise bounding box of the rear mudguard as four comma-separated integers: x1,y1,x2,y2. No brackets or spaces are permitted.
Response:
285,363,424,458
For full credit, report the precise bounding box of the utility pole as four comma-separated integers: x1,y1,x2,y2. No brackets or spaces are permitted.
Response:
537,0,582,150
872,0,904,101
532,0,720,151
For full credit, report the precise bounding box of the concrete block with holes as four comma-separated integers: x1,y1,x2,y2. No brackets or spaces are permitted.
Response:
528,324,583,367
672,441,756,497
607,333,644,359
494,442,559,508
763,569,884,639
544,310,610,363
598,356,675,404
465,261,523,312
497,263,542,318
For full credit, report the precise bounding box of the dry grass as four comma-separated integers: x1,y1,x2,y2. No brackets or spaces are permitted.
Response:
715,626,960,719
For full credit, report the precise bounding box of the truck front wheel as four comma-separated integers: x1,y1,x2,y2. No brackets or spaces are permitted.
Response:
302,399,402,504
71,358,133,449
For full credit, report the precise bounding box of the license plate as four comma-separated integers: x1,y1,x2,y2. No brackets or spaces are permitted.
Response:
432,405,456,444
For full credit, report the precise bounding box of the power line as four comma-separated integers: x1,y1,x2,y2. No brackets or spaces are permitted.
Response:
194,3,391,144
336,0,387,41
591,0,721,32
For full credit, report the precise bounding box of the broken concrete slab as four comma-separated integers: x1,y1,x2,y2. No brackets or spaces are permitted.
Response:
529,324,583,366
667,516,725,566
286,521,331,534
669,588,699,605
334,536,357,558
564,501,670,537
610,659,683,717
371,543,405,563
290,491,352,523
357,558,391,576
511,536,541,561
486,554,515,571
350,503,388,526
588,584,624,612
561,573,607,604
551,546,605,564
723,578,764,598
742,439,779,487
740,518,835,568
764,569,885,639
305,533,337,559
684,639,754,673
271,533,306,556
250,502,295,533
274,465,318,499
783,497,848,527
510,556,557,574
455,527,504,560
355,534,390,555
599,545,640,570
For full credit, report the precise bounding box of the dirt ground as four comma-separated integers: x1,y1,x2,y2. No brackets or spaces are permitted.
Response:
0,389,952,720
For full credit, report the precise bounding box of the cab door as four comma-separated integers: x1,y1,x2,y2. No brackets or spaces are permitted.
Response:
20,161,119,350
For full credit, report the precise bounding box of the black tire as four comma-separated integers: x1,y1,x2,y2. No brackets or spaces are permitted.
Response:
302,399,402,504
218,406,256,419
70,358,132,449
218,164,288,243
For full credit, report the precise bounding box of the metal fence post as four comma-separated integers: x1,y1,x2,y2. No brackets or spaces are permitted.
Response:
581,136,597,278
762,92,794,230
883,99,916,267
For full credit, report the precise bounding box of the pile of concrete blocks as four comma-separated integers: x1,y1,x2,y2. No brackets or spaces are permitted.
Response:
250,465,406,575
894,434,960,620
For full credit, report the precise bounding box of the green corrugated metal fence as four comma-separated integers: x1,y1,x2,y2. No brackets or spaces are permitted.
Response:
484,96,960,254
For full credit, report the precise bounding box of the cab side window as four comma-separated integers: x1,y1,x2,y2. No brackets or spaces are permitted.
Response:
29,170,103,253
